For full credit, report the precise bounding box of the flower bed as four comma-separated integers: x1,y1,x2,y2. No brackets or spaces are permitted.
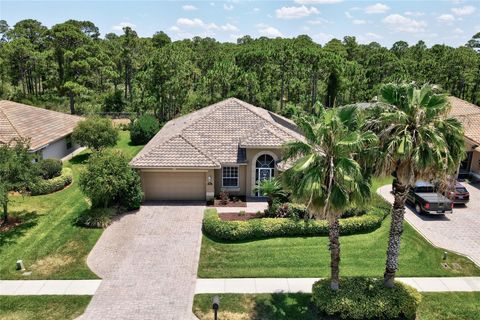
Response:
30,167,73,196
203,195,390,241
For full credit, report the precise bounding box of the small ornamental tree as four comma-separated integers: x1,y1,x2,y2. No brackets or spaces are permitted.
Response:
72,116,119,151
130,114,160,145
79,149,142,210
0,138,36,226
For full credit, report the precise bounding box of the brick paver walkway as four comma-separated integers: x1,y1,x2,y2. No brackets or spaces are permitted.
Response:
79,202,205,320
378,183,480,266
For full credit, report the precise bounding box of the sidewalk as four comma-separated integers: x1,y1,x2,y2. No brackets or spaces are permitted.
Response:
0,280,101,295
195,277,480,293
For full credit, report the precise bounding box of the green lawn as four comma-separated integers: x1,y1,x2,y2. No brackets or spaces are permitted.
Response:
193,293,480,320
0,295,92,320
0,131,143,279
198,176,480,278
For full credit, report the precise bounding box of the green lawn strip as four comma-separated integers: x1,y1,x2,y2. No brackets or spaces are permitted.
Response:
193,293,480,320
0,131,143,280
0,295,92,320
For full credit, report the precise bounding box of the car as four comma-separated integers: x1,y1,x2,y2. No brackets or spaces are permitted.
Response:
448,182,470,205
407,181,453,215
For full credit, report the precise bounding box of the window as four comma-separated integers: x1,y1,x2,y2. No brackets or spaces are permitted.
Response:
222,166,239,187
66,135,73,150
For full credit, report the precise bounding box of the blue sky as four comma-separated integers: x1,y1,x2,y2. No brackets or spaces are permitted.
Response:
1,0,479,47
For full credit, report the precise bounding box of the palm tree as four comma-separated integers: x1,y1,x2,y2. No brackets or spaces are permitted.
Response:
367,83,465,288
282,106,377,290
253,178,286,210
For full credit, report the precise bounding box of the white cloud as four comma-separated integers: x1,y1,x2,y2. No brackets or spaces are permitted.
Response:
453,27,464,34
276,6,319,19
253,8,260,12
437,14,455,23
112,22,136,32
353,19,367,25
404,11,424,17
364,3,390,14
257,24,282,37
365,32,383,39
220,23,238,32
223,4,234,11
312,32,334,44
383,14,427,33
210,2,215,6
294,0,342,4
451,5,476,16
307,17,330,25
169,26,180,32
175,18,238,32
182,4,197,11
345,11,353,19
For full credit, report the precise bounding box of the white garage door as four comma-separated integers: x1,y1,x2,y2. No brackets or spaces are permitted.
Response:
142,171,206,201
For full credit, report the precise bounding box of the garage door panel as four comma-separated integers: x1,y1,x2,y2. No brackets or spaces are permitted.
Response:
142,172,206,201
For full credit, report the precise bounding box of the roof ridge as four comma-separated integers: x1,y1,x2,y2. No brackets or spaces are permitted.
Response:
179,135,219,166
0,106,22,139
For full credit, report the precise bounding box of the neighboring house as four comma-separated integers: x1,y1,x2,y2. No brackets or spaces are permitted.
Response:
130,98,303,201
0,100,83,160
448,96,480,180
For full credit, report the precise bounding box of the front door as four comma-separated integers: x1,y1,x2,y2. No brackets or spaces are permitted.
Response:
256,168,272,196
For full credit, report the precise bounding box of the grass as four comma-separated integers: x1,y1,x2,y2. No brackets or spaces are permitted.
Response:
198,176,480,278
0,131,143,279
0,295,92,320
192,293,480,320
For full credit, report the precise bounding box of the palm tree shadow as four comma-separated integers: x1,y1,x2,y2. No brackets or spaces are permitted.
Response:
251,293,322,319
0,211,39,246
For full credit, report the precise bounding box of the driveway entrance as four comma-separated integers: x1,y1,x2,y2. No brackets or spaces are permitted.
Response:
79,202,204,320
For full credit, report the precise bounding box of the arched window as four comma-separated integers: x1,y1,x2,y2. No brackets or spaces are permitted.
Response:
256,154,275,169
255,154,275,196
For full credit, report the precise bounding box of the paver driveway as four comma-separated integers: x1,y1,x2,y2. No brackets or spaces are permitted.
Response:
378,184,480,266
79,202,204,320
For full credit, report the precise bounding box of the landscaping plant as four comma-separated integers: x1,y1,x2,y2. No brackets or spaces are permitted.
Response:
72,116,119,150
130,114,160,145
0,138,36,226
282,106,377,290
253,178,286,210
367,83,465,287
35,158,63,179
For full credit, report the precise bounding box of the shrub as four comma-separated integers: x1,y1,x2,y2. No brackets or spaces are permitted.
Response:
130,114,160,145
203,205,388,241
312,277,421,320
103,90,125,112
76,208,115,228
30,168,73,196
79,149,143,210
219,190,229,205
266,202,310,219
36,159,63,179
341,207,367,218
72,116,119,150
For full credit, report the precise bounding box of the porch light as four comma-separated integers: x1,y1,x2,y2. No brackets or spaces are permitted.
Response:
16,260,25,271
212,295,220,320
208,176,212,185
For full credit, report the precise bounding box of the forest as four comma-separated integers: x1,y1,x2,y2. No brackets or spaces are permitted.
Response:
0,19,479,122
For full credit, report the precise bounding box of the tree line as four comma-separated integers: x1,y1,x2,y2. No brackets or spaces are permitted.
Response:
0,19,479,122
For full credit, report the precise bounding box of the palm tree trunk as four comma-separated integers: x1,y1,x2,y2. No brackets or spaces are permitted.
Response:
329,216,340,290
384,181,408,288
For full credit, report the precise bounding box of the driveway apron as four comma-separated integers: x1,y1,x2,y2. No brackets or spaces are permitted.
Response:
79,202,204,320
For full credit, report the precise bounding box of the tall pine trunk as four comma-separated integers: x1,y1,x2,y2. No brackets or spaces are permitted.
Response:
68,92,76,115
384,181,408,288
2,201,8,226
329,216,340,290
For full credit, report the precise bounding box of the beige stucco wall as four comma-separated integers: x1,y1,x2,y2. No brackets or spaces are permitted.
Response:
464,140,480,175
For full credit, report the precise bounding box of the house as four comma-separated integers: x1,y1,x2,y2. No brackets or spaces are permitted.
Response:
0,100,83,160
130,98,303,201
448,96,480,180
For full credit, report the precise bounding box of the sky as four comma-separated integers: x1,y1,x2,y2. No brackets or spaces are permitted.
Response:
1,0,479,48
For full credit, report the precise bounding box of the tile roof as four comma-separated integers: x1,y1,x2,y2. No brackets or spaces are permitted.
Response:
447,96,480,145
130,98,303,168
0,100,83,151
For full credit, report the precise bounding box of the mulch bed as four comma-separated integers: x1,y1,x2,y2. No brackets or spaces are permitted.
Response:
218,212,261,221
208,199,247,208
0,217,22,232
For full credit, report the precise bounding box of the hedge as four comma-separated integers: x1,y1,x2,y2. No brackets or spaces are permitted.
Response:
203,195,390,241
30,167,73,196
312,277,422,319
